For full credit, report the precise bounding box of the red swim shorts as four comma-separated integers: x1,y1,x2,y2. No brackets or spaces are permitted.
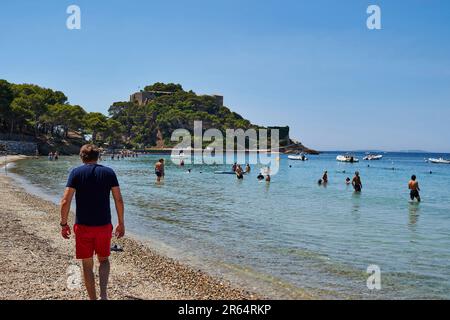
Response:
74,224,113,259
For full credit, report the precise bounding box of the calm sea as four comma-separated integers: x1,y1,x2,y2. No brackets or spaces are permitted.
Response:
9,152,450,299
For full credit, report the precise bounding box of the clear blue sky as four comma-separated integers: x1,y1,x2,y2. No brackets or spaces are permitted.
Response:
1,0,449,152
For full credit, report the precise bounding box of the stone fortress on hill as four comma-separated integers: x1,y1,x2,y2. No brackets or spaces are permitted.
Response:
128,90,318,154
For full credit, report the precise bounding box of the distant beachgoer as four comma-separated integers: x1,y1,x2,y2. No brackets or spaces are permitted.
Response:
352,171,362,192
408,175,421,202
346,177,351,185
265,175,271,182
318,179,323,185
180,159,185,167
232,162,237,172
48,152,54,161
54,151,59,161
155,159,165,183
257,173,264,180
187,169,191,173
236,165,244,180
59,144,125,300
322,171,328,183
245,164,251,174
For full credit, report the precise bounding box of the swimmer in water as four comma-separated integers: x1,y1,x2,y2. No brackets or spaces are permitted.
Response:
322,171,328,184
408,175,421,202
352,171,362,192
245,164,251,174
257,173,264,181
265,174,271,182
235,165,244,180
346,177,351,185
155,159,165,183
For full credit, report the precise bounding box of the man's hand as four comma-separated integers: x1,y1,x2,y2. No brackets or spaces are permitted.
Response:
115,223,125,238
61,225,71,239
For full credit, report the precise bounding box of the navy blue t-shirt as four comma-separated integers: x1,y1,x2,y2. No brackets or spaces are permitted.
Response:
66,164,119,226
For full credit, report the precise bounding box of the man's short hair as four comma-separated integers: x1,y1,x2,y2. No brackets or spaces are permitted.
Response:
80,144,100,162
411,175,416,181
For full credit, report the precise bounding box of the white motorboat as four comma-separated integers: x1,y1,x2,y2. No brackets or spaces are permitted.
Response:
336,155,359,163
363,154,383,161
288,154,308,161
428,158,450,164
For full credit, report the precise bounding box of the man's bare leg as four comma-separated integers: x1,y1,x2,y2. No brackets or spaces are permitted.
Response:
98,257,110,300
81,258,97,300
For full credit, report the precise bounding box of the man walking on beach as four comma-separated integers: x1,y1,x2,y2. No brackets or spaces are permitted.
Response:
60,144,125,300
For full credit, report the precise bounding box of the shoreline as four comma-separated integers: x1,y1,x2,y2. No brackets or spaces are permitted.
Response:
0,156,260,300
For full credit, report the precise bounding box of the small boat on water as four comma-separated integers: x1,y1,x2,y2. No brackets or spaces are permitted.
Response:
288,153,308,161
336,155,359,163
428,158,450,164
363,154,383,161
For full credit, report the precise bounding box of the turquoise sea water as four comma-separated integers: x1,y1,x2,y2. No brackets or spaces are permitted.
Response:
9,152,450,299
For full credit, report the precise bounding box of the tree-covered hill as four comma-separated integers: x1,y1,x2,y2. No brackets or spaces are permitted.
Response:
0,80,316,153
109,83,255,148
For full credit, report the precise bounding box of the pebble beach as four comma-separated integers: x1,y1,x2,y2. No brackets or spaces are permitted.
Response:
0,156,258,300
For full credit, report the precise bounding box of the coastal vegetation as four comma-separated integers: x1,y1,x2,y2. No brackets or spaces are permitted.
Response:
1,80,314,153
0,80,255,149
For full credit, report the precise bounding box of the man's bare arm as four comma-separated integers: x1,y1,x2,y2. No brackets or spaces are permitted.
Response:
112,186,125,238
60,187,75,225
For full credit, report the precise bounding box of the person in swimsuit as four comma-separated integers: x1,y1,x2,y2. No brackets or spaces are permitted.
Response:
408,175,421,202
346,177,351,185
235,165,244,180
265,174,271,182
322,171,328,184
232,162,237,172
245,164,251,174
155,159,165,183
257,173,264,180
352,171,362,192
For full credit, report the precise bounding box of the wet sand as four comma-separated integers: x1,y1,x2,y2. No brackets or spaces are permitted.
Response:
0,156,259,300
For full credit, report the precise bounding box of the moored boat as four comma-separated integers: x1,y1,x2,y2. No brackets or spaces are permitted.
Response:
288,153,308,161
337,155,359,163
428,158,450,164
363,154,383,161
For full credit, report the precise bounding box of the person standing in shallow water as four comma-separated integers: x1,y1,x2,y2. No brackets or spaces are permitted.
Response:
60,144,125,300
352,171,362,192
322,171,328,184
408,175,421,202
155,159,165,183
